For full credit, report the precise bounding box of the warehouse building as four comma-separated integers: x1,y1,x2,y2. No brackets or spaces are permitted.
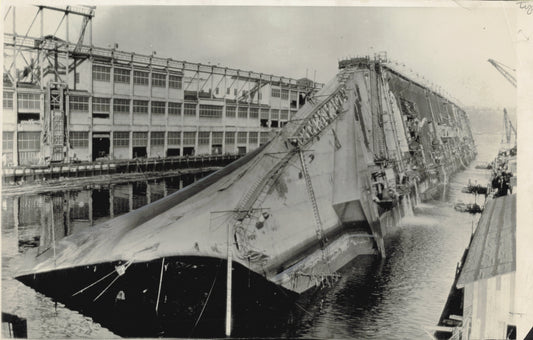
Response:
2,7,321,167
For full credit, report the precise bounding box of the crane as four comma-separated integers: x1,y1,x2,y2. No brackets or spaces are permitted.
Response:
503,108,517,146
487,59,516,88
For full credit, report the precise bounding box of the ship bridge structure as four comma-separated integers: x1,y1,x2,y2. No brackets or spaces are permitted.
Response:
14,57,476,337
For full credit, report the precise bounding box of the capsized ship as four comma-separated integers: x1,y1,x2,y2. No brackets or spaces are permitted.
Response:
15,57,476,337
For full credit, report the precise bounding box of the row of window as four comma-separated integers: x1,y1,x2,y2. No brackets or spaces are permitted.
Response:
4,90,298,113
4,92,294,120
92,65,182,89
66,131,268,148
2,132,42,152
270,88,291,100
69,97,294,120
223,87,263,99
14,93,40,110
2,131,270,155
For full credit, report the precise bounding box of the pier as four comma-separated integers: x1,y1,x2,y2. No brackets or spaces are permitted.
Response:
2,154,240,190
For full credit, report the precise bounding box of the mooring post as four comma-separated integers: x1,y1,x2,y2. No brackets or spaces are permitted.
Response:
225,223,232,337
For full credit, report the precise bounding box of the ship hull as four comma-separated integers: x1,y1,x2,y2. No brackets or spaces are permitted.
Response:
13,59,478,337
15,156,473,338
17,256,300,338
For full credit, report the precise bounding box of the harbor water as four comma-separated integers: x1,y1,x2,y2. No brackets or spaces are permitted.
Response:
2,156,493,339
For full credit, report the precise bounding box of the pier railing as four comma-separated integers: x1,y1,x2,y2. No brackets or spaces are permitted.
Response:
2,154,241,185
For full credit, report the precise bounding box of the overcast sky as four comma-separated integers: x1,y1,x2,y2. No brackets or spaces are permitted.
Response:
4,3,518,109
89,5,517,109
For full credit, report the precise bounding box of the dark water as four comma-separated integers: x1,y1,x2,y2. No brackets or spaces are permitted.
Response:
1,163,491,339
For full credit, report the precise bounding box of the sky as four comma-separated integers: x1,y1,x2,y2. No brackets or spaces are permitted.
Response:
89,5,517,110
3,3,519,110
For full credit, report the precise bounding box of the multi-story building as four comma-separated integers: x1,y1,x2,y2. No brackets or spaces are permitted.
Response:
2,19,321,167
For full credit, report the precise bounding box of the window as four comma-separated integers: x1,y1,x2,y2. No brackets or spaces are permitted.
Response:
114,68,130,83
93,97,111,113
281,89,289,100
199,105,223,118
212,132,223,144
151,131,165,146
132,132,148,146
290,91,297,101
75,72,80,84
151,101,166,114
113,131,129,147
183,132,196,145
3,92,13,109
169,75,182,89
17,132,40,151
238,106,248,119
225,132,235,144
260,108,269,120
113,99,130,113
168,131,181,145
152,73,166,88
258,92,262,100
271,88,281,98
260,132,269,145
18,93,40,110
2,131,13,152
184,103,196,116
69,131,89,148
93,65,111,82
226,88,230,95
69,96,89,112
226,106,236,118
249,132,258,144
234,88,237,96
280,110,289,120
250,107,259,119
133,70,149,85
237,132,247,144
271,109,280,120
168,102,181,115
215,87,219,95
198,132,210,145
93,97,110,119
133,100,148,113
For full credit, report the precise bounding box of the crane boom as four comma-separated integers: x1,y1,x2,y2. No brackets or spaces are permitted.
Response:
503,108,517,146
488,59,516,88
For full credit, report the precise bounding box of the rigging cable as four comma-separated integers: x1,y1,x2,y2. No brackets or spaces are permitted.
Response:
189,258,224,337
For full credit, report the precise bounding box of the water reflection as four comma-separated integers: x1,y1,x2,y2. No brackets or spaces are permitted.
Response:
2,173,210,256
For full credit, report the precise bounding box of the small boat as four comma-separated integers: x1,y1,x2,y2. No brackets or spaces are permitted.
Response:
474,162,492,170
454,202,482,214
460,185,487,195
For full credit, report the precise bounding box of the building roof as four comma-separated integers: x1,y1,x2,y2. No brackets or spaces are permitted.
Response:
457,194,516,287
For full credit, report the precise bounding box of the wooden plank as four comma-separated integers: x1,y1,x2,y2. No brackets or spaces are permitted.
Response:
458,194,516,286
